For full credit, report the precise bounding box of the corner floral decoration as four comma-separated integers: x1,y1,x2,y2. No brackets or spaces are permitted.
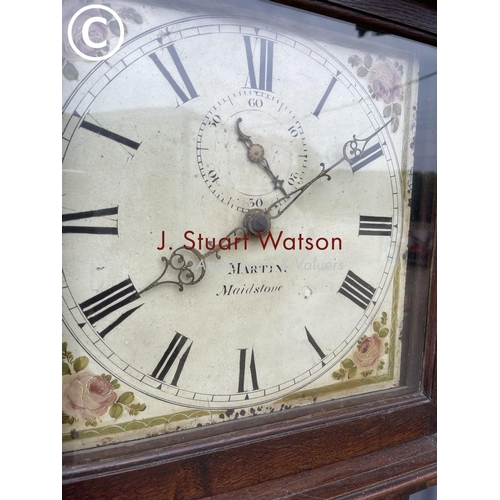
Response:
348,54,404,132
62,2,144,81
62,343,146,427
332,312,390,380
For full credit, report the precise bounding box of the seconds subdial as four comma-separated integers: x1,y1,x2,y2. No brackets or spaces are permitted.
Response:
197,90,308,212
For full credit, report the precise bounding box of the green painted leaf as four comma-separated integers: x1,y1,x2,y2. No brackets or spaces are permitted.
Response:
383,106,391,118
62,62,79,81
109,403,123,419
62,363,71,376
332,371,342,380
373,321,381,333
118,392,134,405
357,67,368,77
342,358,354,369
391,118,399,133
96,44,110,58
73,356,89,372
109,20,121,37
392,103,402,115
364,55,372,69
62,414,75,425
348,366,358,379
379,327,389,338
125,9,143,23
99,8,113,20
90,418,98,427
348,55,362,67
128,405,140,416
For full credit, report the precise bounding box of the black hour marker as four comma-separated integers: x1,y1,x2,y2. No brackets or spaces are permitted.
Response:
151,332,192,385
305,327,326,366
349,143,383,173
338,271,376,310
62,207,118,235
359,215,393,236
244,36,274,91
79,278,142,335
238,348,259,393
80,120,141,150
150,45,198,104
312,73,339,117
98,305,143,339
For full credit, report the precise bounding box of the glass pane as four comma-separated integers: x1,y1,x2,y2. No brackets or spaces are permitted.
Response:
62,0,436,451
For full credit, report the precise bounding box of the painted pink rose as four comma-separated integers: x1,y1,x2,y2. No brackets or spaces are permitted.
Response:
63,372,117,420
62,8,109,61
369,60,402,104
353,333,385,370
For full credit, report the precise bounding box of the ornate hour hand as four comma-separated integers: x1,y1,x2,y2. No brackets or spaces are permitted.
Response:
139,226,247,294
264,119,395,221
236,117,288,197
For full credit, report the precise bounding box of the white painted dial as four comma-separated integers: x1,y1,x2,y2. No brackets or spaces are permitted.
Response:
62,12,406,410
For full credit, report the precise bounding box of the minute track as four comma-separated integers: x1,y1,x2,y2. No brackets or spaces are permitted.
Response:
62,10,409,416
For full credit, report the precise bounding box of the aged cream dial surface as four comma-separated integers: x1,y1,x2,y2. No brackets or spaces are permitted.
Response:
62,0,417,450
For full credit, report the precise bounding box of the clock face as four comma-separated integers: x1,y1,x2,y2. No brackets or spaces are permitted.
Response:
62,0,419,449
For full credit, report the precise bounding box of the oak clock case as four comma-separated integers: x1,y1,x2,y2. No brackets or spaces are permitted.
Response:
62,0,419,451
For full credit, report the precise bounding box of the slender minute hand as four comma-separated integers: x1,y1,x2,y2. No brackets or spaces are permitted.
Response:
265,119,393,221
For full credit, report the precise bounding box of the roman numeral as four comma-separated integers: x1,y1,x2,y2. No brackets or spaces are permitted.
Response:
79,278,142,337
338,271,376,310
312,73,339,117
305,327,326,366
349,143,383,173
62,207,118,235
238,348,259,393
359,215,393,236
80,120,141,150
244,36,274,91
150,45,198,104
151,332,192,385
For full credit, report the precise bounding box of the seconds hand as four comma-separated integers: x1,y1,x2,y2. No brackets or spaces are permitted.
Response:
236,118,288,197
